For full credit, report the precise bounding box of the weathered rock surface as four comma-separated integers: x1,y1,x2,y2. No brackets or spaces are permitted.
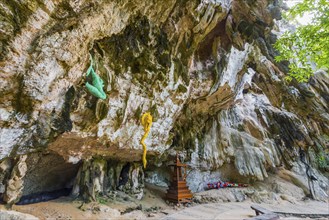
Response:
71,158,144,201
0,0,328,202
0,210,39,220
3,156,27,205
193,171,307,204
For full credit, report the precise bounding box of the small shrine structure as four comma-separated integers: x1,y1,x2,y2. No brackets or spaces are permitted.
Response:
165,154,193,203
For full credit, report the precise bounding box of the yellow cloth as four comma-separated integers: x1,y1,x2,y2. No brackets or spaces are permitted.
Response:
140,112,152,168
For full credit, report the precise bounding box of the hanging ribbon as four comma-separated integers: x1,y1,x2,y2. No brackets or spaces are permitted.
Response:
140,112,152,168
85,54,106,100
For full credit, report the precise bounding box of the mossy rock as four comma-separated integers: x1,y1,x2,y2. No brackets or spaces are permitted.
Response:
95,100,109,121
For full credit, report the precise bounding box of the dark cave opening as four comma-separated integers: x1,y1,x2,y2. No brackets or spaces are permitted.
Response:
118,162,131,188
21,152,80,197
0,152,81,205
16,188,72,205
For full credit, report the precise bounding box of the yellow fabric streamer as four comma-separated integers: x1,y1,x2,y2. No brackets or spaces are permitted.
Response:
140,112,152,168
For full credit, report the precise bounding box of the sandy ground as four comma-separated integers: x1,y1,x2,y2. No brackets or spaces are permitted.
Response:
163,200,329,220
0,184,328,220
0,184,174,220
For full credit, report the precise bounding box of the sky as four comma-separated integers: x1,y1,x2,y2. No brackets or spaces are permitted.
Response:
285,0,313,25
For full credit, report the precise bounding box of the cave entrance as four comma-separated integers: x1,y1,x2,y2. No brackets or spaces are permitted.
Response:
19,152,81,204
118,163,130,188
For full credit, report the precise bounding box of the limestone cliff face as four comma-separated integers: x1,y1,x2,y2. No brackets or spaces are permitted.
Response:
0,0,328,202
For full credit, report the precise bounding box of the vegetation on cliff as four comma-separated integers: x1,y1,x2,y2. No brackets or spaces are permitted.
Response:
274,0,329,82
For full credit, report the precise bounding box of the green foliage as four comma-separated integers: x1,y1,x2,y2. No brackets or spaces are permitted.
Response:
96,195,109,204
274,0,329,82
317,151,329,171
315,141,329,171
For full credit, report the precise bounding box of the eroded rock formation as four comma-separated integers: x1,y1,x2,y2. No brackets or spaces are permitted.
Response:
0,0,328,203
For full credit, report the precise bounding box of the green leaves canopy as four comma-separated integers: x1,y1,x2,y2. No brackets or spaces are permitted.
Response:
274,0,329,82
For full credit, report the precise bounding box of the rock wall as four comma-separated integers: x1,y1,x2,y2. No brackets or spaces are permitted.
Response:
0,0,328,202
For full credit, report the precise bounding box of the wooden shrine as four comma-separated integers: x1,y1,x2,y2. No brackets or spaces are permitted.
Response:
165,154,193,203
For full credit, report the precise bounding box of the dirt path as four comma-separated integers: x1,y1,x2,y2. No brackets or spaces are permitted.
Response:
0,184,328,220
1,198,327,219
163,200,329,220
0,185,172,220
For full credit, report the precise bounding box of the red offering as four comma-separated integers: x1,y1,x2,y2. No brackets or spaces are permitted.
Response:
207,181,248,189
